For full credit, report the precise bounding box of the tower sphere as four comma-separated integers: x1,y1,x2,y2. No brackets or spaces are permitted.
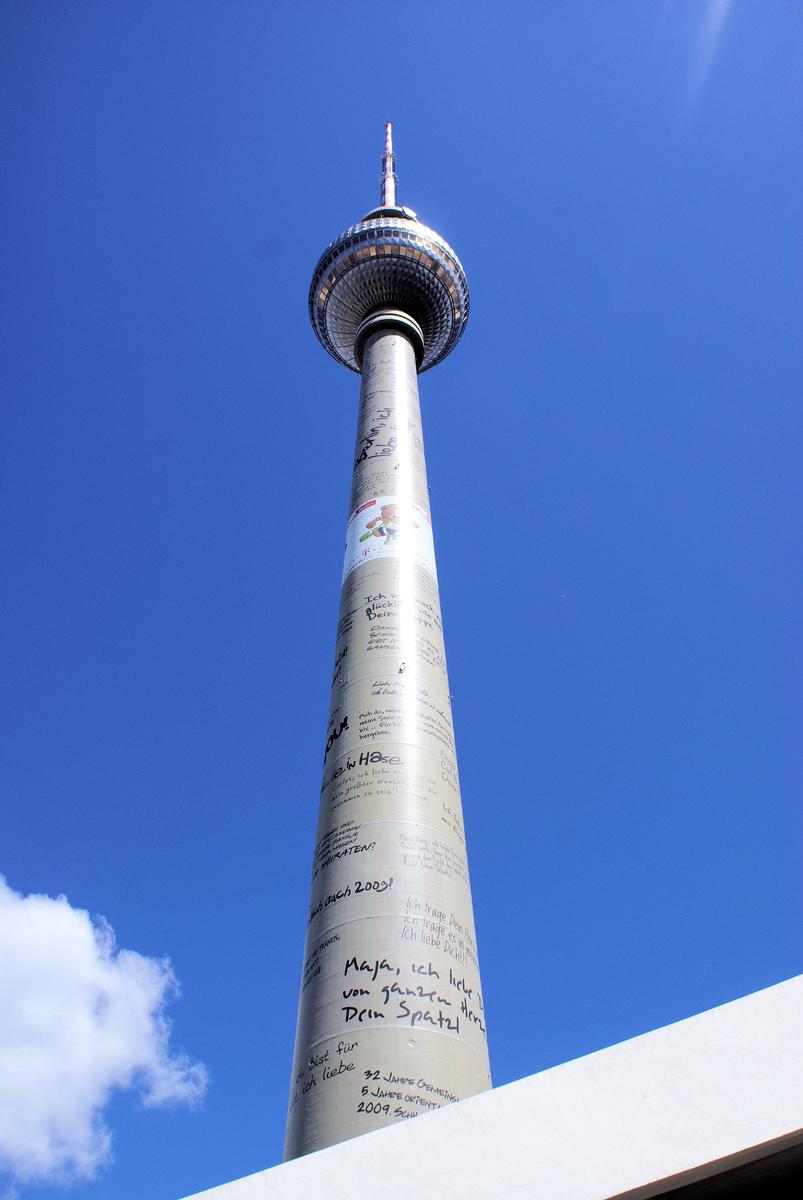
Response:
308,205,470,374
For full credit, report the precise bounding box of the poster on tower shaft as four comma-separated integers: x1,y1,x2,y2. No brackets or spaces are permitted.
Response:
342,496,437,584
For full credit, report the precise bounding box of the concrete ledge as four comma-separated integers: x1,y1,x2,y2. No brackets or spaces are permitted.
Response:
180,974,803,1200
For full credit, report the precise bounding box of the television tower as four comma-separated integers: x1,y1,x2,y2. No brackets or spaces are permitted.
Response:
285,124,491,1159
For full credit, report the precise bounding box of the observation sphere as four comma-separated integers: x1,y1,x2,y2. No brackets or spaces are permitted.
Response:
308,206,470,373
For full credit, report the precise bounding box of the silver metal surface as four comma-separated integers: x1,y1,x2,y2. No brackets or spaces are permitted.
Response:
308,193,469,374
287,129,488,1160
381,121,398,208
354,308,424,368
285,331,490,1159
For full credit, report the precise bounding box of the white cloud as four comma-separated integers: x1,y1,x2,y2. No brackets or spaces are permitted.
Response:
0,877,207,1188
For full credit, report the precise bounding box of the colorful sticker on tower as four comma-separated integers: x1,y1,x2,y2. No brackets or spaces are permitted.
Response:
342,496,436,583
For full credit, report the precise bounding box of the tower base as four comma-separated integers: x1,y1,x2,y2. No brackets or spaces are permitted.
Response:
179,974,803,1199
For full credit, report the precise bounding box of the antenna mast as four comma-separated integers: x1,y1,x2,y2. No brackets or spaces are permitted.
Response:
381,120,398,207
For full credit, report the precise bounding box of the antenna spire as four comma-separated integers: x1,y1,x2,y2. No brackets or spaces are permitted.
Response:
381,121,397,208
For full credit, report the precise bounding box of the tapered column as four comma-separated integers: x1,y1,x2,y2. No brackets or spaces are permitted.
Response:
284,330,491,1159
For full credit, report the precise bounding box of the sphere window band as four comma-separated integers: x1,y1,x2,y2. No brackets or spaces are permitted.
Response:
309,217,469,373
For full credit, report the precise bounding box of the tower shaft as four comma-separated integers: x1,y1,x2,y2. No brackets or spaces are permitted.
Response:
285,328,491,1158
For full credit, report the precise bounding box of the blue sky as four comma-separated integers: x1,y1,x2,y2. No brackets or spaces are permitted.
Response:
1,2,800,1197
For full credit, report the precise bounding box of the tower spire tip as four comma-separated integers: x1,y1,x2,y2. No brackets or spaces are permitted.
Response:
381,121,397,208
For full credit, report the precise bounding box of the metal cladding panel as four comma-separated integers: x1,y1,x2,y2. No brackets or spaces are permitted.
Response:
284,332,491,1159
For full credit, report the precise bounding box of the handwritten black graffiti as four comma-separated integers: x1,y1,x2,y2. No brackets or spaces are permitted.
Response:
396,999,459,1033
320,748,402,794
323,716,349,763
344,955,399,981
380,981,452,1007
354,427,398,466
353,877,393,894
331,644,349,685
